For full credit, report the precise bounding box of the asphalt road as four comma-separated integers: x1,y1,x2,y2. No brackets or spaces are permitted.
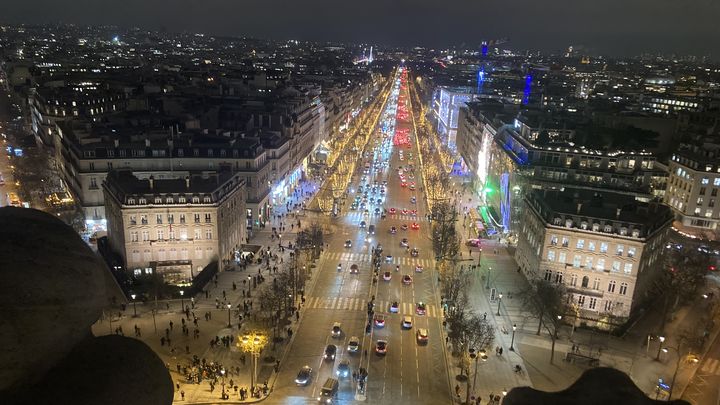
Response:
270,70,452,404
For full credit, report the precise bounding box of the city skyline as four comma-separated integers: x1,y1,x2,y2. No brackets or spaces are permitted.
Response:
2,0,720,57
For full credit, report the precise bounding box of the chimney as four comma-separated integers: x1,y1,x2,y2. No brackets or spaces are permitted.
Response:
149,175,154,190
185,176,190,189
577,203,582,214
616,208,622,219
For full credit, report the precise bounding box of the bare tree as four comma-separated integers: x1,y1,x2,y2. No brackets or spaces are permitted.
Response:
657,247,711,331
432,201,459,261
519,279,567,364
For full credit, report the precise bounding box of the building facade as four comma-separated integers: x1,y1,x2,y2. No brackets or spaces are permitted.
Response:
516,188,673,328
664,144,720,239
103,170,246,285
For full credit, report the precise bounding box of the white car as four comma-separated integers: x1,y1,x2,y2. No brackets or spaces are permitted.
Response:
402,315,413,329
348,336,360,352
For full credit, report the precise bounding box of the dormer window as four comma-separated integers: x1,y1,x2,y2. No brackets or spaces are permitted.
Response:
619,227,628,236
179,197,186,204
128,198,136,205
565,219,573,228
166,197,173,204
553,218,562,226
580,221,588,230
604,225,613,233
139,198,146,205
203,197,211,203
154,197,162,204
592,223,600,232
192,197,200,204
631,229,640,238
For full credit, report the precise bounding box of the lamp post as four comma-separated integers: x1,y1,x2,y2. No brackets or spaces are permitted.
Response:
510,324,517,351
179,290,184,313
497,293,503,316
238,332,267,393
247,275,253,297
485,266,492,289
655,336,666,361
131,294,138,317
227,304,232,328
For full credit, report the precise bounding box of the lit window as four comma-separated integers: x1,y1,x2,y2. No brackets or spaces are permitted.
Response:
576,239,585,249
624,263,632,274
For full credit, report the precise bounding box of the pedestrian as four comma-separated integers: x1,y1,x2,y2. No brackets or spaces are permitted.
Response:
176,382,180,391
499,347,503,355
180,390,185,400
169,321,174,330
455,384,461,397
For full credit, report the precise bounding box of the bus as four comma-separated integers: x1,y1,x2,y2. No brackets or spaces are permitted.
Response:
7,192,21,207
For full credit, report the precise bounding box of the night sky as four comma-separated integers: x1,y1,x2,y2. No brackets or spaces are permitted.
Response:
3,0,720,56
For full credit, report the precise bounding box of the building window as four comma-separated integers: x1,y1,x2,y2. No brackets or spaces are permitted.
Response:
700,187,706,195
588,241,596,252
627,247,636,258
600,242,608,253
578,295,586,307
179,197,186,203
558,252,567,264
550,235,558,246
205,229,212,240
593,278,601,290
205,213,212,223
608,280,616,293
194,229,201,240
141,215,148,225
168,214,174,224
194,214,201,223
570,274,578,286
128,198,135,205
604,300,613,312
169,230,175,240
624,263,632,274
156,214,163,224
193,197,200,203
573,255,581,267
714,178,720,186
576,239,585,249
195,247,203,259
561,237,569,247
166,197,173,204
554,271,564,284
181,248,189,260
179,214,186,224
581,276,589,288
544,269,552,281
547,250,556,262
596,259,605,271
130,232,138,242
616,244,624,256
154,197,162,204
585,257,593,270
157,230,164,240
702,177,710,185
144,250,152,261
553,218,562,226
588,297,597,310
619,282,628,295
204,197,212,203
89,178,98,189
612,261,621,272
139,198,146,205
604,225,613,233
141,231,149,241
130,215,137,225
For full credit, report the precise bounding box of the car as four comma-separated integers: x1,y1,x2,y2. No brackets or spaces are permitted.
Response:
389,208,396,214
466,239,482,247
374,314,386,328
416,302,426,315
411,248,419,257
401,208,409,214
336,360,351,378
295,365,313,386
383,271,392,281
400,182,407,187
324,344,337,360
400,238,409,247
344,239,352,248
360,221,366,228
374,207,381,215
348,336,360,352
416,328,429,343
402,315,413,329
402,275,413,285
401,224,409,231
389,301,399,313
368,224,376,234
415,265,424,273
376,244,383,253
385,255,393,262
350,264,359,274
390,226,397,234
410,196,416,204
351,202,358,210
410,209,417,216
409,184,416,191
331,322,342,337
375,340,388,355
411,222,420,230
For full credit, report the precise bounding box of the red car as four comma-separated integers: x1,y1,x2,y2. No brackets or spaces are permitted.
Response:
389,208,397,214
402,275,413,285
400,182,407,188
411,222,420,230
416,302,426,315
410,210,417,216
401,208,409,214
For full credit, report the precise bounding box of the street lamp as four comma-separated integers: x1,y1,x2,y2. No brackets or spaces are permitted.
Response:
179,290,184,313
656,336,666,361
227,304,232,328
238,332,267,393
247,275,253,297
497,293,503,316
130,294,138,317
510,324,517,351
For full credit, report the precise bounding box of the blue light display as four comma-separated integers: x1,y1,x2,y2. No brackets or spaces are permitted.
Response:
500,172,511,231
522,74,532,105
477,67,485,94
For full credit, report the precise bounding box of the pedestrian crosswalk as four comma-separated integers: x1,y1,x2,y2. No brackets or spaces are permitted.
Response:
700,358,720,375
304,297,441,318
344,211,421,222
326,251,433,268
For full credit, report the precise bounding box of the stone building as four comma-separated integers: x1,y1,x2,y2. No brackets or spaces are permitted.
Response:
516,188,673,328
103,170,246,285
